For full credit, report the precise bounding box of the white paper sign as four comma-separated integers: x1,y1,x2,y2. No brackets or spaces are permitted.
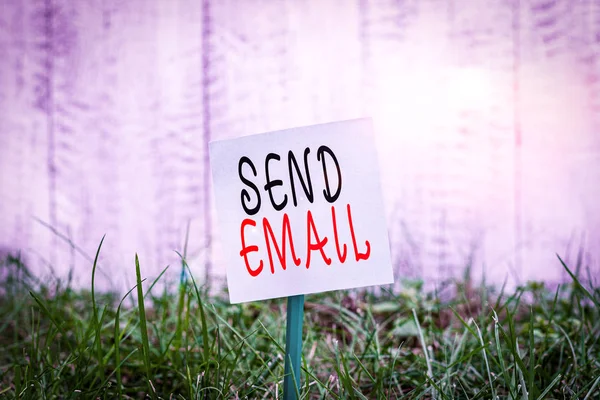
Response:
209,118,394,304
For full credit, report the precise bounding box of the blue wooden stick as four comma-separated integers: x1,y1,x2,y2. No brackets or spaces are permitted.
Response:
283,294,305,400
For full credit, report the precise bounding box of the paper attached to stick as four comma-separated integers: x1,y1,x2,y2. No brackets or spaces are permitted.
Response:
210,118,394,304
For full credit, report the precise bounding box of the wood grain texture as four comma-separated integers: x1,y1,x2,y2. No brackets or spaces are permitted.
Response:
0,0,598,292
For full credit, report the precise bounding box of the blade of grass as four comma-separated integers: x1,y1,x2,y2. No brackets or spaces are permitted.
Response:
89,236,107,385
144,265,170,299
114,282,140,399
450,307,478,338
333,339,356,399
135,254,155,400
504,307,535,393
473,320,495,399
29,291,73,352
387,344,403,398
528,306,535,398
493,310,516,399
352,353,375,384
174,223,191,367
557,254,600,309
583,375,600,400
178,252,211,371
535,373,561,400
14,364,21,399
180,219,191,284
413,308,436,399
554,322,578,371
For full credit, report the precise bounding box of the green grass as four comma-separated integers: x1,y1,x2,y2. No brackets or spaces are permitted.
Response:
0,251,598,399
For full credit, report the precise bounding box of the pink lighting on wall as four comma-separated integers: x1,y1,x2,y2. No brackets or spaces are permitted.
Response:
0,0,598,293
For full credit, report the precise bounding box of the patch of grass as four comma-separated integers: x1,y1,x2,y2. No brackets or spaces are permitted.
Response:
0,251,598,399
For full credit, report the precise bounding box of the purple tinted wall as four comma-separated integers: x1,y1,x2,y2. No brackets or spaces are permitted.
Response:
0,0,599,292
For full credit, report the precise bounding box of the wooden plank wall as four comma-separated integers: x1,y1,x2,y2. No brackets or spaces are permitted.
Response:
0,0,599,292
